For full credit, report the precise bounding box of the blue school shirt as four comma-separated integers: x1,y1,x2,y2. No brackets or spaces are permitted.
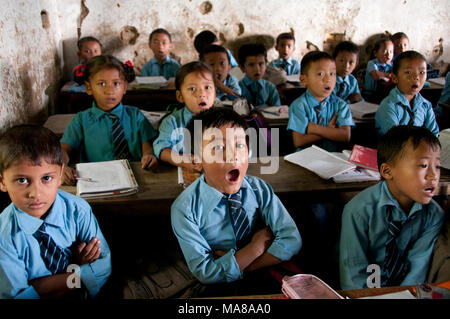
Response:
287,90,355,152
339,181,444,290
364,58,393,92
226,49,238,68
171,175,302,284
333,74,362,103
217,74,242,100
0,190,112,298
141,56,180,79
375,86,439,137
61,102,157,162
269,57,301,75
153,106,194,159
436,72,450,118
239,75,281,107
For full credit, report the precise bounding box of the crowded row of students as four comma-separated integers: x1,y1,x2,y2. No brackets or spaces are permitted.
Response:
0,27,448,298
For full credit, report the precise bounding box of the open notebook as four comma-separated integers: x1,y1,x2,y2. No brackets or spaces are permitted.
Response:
348,101,380,120
76,159,138,198
439,128,450,170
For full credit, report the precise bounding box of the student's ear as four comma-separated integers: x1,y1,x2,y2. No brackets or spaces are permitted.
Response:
58,164,64,187
176,90,184,103
392,73,399,84
0,175,7,192
379,163,393,180
300,74,308,87
84,81,93,96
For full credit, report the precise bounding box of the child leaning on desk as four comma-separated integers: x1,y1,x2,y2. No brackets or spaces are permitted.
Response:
140,28,180,79
200,44,242,101
269,32,301,76
152,61,214,172
375,50,439,137
171,107,301,297
238,42,281,108
287,50,354,153
339,125,444,289
0,125,111,299
60,55,158,185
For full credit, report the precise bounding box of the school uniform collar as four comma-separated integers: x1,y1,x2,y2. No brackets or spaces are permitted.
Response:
379,181,423,220
181,105,194,120
150,56,171,65
15,190,66,235
242,75,264,88
305,89,331,107
197,175,250,213
90,101,124,120
389,86,425,111
336,74,351,85
277,57,293,65
375,58,392,68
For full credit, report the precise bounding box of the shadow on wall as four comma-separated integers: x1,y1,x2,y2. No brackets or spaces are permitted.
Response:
226,34,276,65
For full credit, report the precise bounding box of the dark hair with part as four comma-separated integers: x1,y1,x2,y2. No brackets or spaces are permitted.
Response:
391,32,409,42
371,37,393,59
186,107,249,156
377,125,440,171
174,61,213,91
194,30,218,54
300,50,334,75
77,36,102,51
73,55,135,85
200,44,230,63
276,32,295,45
332,41,359,58
237,42,267,66
149,28,172,42
0,125,63,174
392,50,426,75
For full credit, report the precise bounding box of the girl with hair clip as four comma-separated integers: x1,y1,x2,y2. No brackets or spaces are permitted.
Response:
61,55,158,185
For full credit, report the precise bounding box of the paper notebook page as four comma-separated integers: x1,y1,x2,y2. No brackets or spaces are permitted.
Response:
77,160,132,194
439,129,450,170
348,101,379,119
135,76,168,85
284,145,355,179
358,290,416,299
428,77,445,86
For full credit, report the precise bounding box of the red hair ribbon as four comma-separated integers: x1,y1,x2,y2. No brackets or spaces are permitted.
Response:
125,60,134,68
73,63,86,77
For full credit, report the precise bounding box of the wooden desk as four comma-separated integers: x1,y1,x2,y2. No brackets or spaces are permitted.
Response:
57,81,178,114
60,158,450,215
277,81,306,106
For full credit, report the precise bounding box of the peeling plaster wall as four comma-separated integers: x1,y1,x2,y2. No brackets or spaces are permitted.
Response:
59,0,450,77
0,0,62,133
1,0,449,132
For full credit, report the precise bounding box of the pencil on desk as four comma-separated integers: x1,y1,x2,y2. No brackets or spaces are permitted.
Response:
76,177,95,182
260,109,280,116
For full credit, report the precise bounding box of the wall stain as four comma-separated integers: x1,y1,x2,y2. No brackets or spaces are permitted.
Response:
199,1,213,15
120,26,140,45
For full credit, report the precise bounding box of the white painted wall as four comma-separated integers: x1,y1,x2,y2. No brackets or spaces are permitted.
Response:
1,0,449,132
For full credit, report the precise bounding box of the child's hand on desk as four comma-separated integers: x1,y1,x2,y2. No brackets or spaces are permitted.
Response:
76,237,101,265
348,93,363,103
141,153,158,171
62,166,77,186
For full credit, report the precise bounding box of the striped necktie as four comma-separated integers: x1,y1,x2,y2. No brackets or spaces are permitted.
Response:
250,82,263,106
33,223,70,275
227,193,251,244
381,207,410,286
337,81,346,98
314,102,326,126
159,62,164,77
405,106,415,125
107,113,131,160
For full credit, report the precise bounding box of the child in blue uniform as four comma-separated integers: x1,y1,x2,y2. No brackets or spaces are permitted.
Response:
332,41,363,104
391,32,410,60
238,43,281,107
340,125,444,289
141,28,180,79
171,107,301,296
61,55,158,185
375,51,439,137
70,36,102,81
153,61,215,170
288,50,354,152
0,125,111,298
200,44,241,101
364,38,394,101
193,30,238,68
269,33,300,75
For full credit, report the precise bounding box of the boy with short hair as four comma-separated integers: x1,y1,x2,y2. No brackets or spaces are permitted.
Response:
200,44,241,101
171,107,301,294
375,51,439,137
0,125,111,298
269,33,300,75
288,50,354,152
194,30,238,68
141,28,180,79
70,36,102,81
332,41,363,103
238,43,281,107
339,125,444,289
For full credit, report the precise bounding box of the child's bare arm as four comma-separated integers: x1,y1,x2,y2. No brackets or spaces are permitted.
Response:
141,141,158,170
29,273,73,298
234,227,274,271
292,130,323,149
160,148,202,171
347,93,363,103
60,142,76,186
307,114,351,142
370,70,390,81
214,79,241,97
245,252,282,272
